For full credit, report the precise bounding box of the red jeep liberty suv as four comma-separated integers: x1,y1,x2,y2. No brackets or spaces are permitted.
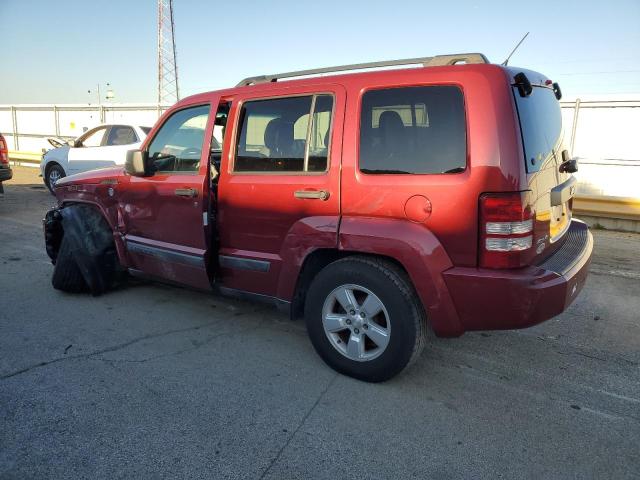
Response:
44,53,592,382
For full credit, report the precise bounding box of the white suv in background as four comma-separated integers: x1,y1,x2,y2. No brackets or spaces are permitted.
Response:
41,124,151,192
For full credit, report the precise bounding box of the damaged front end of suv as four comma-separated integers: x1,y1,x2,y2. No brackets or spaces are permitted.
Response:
43,203,120,295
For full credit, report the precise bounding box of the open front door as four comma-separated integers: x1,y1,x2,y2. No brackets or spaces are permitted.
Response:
120,101,216,290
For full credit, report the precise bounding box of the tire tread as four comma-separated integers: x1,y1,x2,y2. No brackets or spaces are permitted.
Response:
332,255,427,368
305,254,428,382
51,237,87,293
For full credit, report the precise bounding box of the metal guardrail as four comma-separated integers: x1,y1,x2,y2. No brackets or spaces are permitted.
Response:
573,195,640,221
8,151,42,165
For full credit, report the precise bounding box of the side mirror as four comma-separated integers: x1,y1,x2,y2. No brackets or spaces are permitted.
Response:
68,139,80,148
125,149,148,176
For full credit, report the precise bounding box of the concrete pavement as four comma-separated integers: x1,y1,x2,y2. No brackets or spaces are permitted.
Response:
1,167,639,479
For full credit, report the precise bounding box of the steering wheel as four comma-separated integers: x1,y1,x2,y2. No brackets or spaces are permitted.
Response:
178,147,202,171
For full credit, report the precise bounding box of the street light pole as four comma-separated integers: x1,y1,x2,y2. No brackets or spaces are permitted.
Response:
105,83,114,101
88,83,114,105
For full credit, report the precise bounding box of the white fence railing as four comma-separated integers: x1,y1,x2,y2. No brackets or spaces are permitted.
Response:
559,99,639,198
0,103,170,152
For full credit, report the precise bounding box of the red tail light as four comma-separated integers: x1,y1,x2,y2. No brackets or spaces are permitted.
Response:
0,135,8,165
479,192,534,269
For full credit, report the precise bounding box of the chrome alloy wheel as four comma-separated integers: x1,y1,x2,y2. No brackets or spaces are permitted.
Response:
48,168,62,186
321,284,391,362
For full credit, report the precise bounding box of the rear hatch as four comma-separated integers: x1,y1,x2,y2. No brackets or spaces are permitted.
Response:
512,76,575,264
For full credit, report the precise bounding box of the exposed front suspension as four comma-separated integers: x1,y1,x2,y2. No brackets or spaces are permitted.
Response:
43,207,63,264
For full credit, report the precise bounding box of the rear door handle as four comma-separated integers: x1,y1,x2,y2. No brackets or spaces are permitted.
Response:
175,188,198,198
294,190,330,201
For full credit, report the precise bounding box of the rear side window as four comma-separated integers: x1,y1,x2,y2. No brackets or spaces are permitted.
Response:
513,86,562,173
359,86,466,174
106,126,137,146
234,94,333,173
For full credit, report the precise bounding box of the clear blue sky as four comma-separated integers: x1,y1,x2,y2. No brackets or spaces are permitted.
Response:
1,0,639,104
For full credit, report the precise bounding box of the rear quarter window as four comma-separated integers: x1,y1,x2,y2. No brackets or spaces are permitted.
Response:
359,85,466,174
512,86,563,173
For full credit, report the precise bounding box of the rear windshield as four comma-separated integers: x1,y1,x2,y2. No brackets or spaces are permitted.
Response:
513,86,562,173
359,86,466,174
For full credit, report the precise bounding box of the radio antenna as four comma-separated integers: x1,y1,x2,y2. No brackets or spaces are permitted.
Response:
502,32,530,66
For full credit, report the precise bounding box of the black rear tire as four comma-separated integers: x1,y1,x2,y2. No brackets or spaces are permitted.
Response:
51,236,88,293
304,256,427,382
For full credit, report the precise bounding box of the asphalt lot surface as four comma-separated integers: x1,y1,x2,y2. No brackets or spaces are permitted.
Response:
1,167,639,479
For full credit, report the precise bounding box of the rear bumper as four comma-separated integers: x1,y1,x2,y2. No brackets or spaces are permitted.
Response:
443,219,593,331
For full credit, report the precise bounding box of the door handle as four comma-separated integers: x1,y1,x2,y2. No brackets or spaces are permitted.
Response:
294,190,330,201
175,188,198,198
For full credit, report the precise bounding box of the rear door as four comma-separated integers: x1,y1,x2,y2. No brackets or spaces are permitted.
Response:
216,85,345,297
513,84,574,260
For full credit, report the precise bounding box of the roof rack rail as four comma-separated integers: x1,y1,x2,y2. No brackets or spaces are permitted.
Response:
236,53,490,87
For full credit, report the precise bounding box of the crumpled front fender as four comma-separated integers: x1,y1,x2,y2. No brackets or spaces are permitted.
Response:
43,207,63,264
44,204,117,295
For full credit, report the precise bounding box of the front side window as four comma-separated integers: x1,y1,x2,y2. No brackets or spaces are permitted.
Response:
359,86,466,174
147,105,210,174
106,126,137,146
80,127,107,147
234,94,333,173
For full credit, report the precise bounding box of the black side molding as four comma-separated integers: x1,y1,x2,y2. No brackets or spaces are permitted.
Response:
126,240,205,268
219,255,270,273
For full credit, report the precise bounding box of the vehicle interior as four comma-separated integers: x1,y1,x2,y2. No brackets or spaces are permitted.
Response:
359,86,467,174
147,105,210,173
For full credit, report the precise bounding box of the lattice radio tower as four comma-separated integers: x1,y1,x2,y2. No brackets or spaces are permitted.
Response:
157,0,180,105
